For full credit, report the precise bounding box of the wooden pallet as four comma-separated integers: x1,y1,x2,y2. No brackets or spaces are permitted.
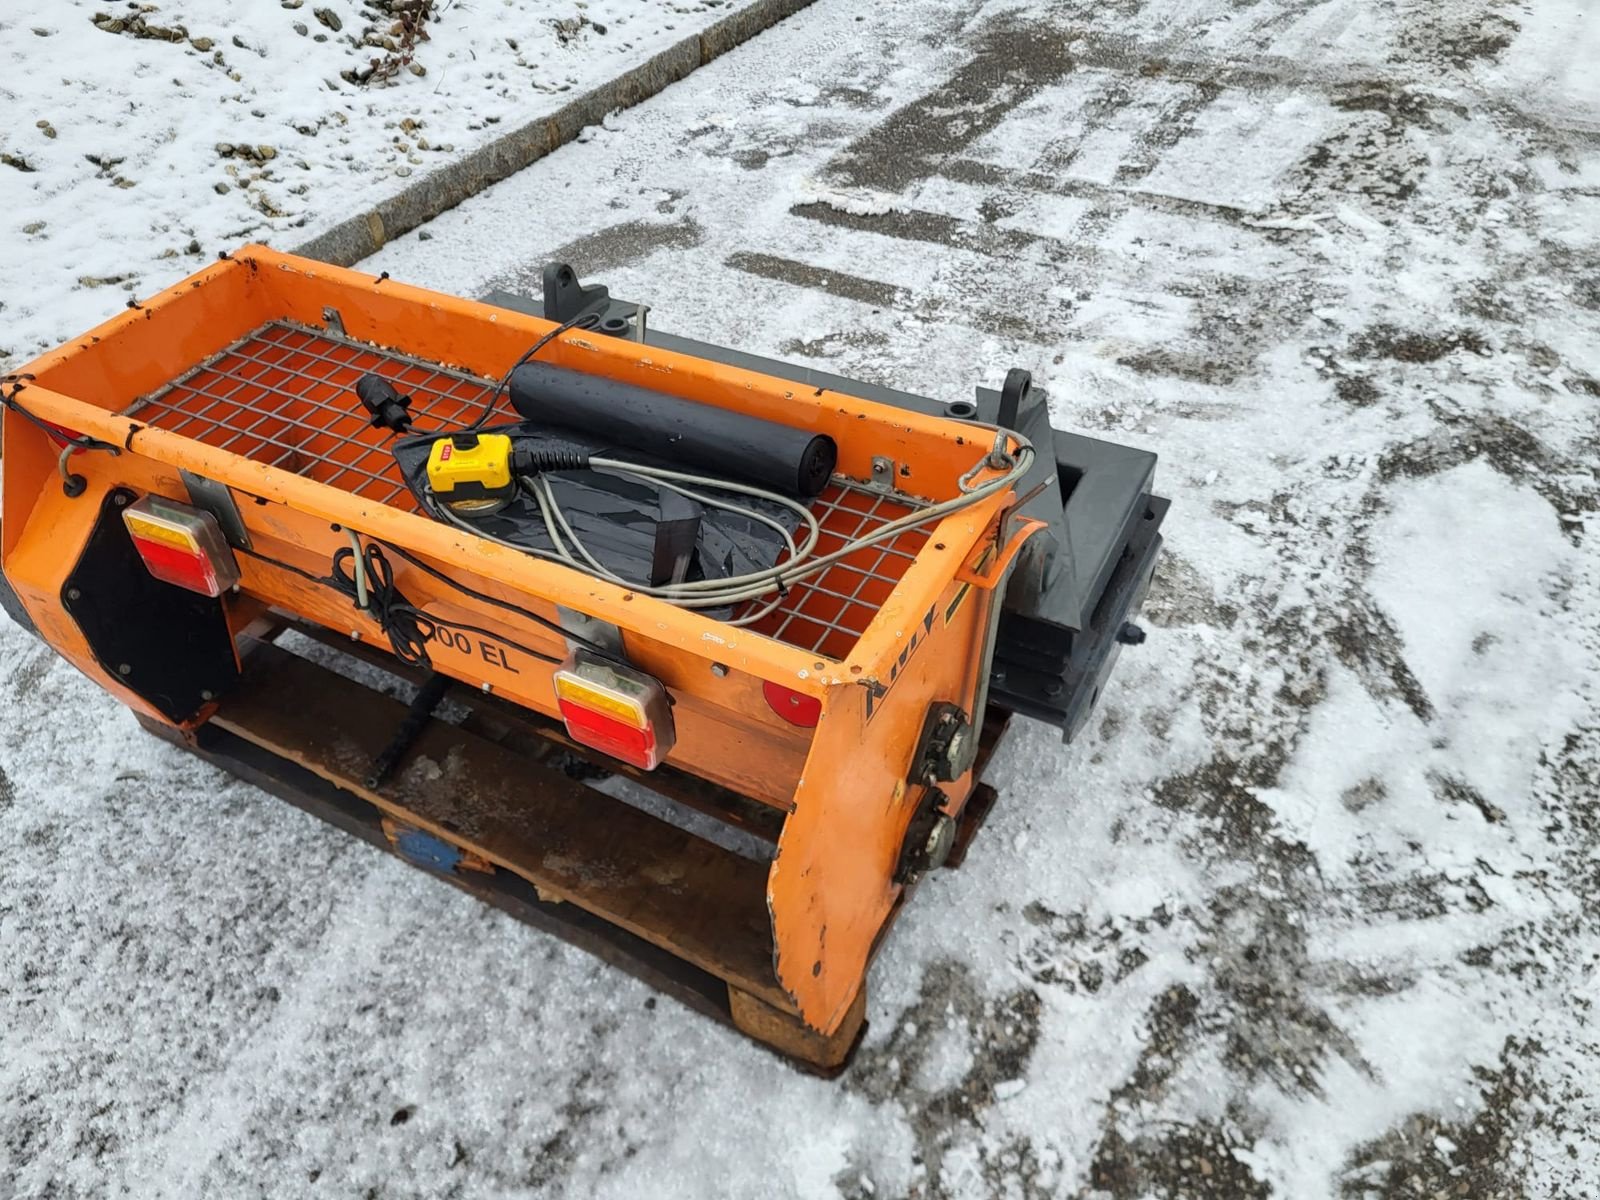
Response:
136,629,1007,1074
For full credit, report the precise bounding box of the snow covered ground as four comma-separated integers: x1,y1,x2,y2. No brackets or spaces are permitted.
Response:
4,0,1600,1196
0,0,761,371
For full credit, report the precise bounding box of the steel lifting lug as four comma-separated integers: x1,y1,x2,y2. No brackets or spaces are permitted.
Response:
895,787,956,886
997,367,1031,431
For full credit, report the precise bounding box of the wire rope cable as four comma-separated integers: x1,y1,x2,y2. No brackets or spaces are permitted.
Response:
427,437,1035,617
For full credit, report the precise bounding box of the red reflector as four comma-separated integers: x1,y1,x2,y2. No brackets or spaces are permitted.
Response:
558,698,658,769
763,681,822,728
43,421,86,456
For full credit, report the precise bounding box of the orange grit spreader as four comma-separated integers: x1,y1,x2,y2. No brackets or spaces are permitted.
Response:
0,249,1166,1071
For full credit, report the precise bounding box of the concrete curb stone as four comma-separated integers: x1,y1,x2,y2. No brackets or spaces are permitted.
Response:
292,0,816,266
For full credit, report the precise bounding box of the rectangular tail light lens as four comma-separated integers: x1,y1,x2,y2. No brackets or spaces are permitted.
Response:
122,495,241,598
552,651,675,771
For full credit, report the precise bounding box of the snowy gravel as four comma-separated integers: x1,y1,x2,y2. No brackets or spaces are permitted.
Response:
5,0,1600,1197
0,0,757,370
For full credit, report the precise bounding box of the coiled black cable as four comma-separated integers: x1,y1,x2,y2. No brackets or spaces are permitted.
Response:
368,536,609,655
332,541,436,667
325,537,573,669
236,527,601,663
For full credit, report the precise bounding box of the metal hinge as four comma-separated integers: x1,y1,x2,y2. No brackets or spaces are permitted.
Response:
895,787,956,885
910,702,978,785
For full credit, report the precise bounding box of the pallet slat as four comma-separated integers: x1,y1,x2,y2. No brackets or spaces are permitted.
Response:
129,634,1008,1069
210,643,792,1011
138,713,739,1024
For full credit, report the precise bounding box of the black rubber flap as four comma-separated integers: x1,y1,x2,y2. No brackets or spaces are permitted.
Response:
0,566,37,636
61,489,240,723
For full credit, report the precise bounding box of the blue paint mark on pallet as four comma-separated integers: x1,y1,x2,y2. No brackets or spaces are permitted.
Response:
391,827,466,874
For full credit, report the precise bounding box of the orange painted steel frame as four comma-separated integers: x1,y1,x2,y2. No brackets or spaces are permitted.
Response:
2,247,1040,1036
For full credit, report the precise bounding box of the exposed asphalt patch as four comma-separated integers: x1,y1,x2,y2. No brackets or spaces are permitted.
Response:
847,961,1046,1198
491,216,704,287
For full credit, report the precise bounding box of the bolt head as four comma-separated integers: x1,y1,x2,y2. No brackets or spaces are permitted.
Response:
112,493,130,507
710,663,729,678
66,587,81,601
117,663,132,676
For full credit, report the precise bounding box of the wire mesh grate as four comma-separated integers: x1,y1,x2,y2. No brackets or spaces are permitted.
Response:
126,320,496,508
126,320,931,659
733,486,929,662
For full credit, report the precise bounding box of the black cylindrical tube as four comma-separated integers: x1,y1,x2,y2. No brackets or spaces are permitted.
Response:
508,361,837,497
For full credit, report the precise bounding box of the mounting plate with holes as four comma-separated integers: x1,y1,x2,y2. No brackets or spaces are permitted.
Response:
181,469,253,550
60,488,239,723
867,455,898,494
542,261,645,336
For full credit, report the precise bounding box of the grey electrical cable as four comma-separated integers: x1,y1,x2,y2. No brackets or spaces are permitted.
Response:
523,470,807,626
426,436,1035,617
426,463,817,610
346,528,368,608
603,444,1034,607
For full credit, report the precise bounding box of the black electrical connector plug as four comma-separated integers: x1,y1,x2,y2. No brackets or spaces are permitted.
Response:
512,444,591,474
355,374,414,434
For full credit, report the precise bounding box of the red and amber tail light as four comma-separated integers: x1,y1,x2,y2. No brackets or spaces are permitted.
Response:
122,495,241,598
552,651,676,771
